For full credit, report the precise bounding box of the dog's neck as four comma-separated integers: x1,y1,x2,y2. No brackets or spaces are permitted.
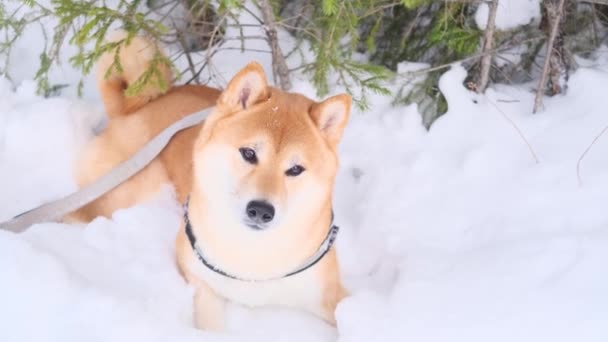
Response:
185,189,336,280
183,198,339,282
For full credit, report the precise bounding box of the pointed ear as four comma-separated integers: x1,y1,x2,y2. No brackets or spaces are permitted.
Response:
310,94,351,146
218,62,269,110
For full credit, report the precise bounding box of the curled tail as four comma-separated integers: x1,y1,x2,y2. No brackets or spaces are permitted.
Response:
96,31,173,118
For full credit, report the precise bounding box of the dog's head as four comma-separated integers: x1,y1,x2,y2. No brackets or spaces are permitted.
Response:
192,62,350,237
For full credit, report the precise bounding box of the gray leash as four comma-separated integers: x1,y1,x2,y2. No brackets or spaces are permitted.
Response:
0,107,214,234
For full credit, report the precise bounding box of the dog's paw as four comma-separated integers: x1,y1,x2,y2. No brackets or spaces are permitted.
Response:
193,283,226,331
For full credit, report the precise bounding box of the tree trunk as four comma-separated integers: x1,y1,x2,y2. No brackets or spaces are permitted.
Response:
259,0,292,90
476,0,499,93
533,0,569,113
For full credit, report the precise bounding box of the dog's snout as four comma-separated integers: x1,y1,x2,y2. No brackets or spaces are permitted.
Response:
246,200,275,224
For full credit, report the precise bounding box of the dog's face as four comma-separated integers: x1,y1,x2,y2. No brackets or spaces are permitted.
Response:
192,63,350,235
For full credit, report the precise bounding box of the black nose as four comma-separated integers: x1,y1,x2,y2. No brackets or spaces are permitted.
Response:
246,200,275,224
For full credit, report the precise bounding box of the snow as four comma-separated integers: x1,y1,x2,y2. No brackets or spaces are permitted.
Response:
475,0,541,31
334,63,608,342
2,2,608,342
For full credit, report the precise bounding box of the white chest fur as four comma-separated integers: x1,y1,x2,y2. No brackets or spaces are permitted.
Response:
185,248,324,314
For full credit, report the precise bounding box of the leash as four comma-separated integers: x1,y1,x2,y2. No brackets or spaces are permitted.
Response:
0,107,215,234
182,197,340,282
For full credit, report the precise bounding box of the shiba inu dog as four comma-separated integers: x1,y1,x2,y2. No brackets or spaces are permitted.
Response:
68,32,350,330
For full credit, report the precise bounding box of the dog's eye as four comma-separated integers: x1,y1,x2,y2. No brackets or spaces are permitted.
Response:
239,147,257,164
285,165,305,177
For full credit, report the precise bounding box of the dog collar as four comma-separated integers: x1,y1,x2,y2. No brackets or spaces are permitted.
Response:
182,197,340,282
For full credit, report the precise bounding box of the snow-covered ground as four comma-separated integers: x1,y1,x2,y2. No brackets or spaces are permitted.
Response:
2,2,608,342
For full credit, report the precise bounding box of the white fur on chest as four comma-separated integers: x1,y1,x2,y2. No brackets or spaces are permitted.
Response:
186,250,323,312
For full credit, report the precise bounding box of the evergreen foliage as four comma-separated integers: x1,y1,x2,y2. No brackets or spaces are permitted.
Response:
0,0,606,126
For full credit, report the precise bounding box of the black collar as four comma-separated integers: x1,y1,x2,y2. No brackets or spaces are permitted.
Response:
183,198,340,282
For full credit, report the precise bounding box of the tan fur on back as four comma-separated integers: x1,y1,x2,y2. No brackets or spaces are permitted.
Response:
67,85,219,222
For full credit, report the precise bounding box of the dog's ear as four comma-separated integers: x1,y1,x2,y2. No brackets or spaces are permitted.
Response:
218,62,269,111
310,94,351,146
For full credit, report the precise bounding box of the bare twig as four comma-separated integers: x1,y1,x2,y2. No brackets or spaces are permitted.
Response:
275,21,320,43
240,4,265,25
184,48,218,84
361,1,402,18
49,24,69,65
425,0,608,3
178,35,197,83
477,0,498,93
289,62,313,72
577,122,608,186
579,0,608,4
533,0,567,114
401,10,422,47
487,98,540,163
590,3,599,47
397,36,544,79
203,13,227,81
258,0,292,90
214,47,273,54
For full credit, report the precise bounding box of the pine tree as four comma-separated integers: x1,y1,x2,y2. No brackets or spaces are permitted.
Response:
0,0,606,126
